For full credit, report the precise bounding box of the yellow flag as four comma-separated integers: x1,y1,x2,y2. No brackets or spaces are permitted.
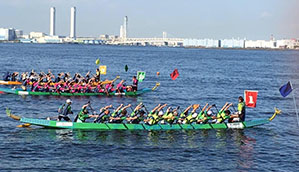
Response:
99,65,107,75
95,59,100,65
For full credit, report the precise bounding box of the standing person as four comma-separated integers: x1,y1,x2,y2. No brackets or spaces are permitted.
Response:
132,76,138,92
236,96,246,122
57,99,73,122
95,68,101,82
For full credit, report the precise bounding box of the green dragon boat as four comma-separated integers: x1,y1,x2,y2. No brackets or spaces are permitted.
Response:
6,108,281,130
0,83,159,96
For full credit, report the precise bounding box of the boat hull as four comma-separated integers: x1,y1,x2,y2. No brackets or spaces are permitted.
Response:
0,87,152,96
19,117,270,130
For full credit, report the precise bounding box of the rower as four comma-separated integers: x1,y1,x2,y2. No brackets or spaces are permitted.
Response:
94,105,113,123
128,103,143,118
216,103,238,123
178,105,192,124
127,110,146,124
162,106,180,124
109,104,131,123
76,104,98,123
116,80,125,93
3,72,11,81
57,99,73,122
195,103,207,124
145,104,167,125
184,104,200,124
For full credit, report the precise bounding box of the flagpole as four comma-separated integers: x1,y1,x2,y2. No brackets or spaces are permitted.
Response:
290,82,299,126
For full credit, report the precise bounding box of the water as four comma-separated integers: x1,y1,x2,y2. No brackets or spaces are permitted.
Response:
0,44,299,171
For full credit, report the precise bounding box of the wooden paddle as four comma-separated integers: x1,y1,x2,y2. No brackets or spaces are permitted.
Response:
101,75,120,85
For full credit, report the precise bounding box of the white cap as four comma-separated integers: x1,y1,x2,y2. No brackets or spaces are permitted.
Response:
207,110,212,116
158,111,164,116
192,113,198,118
66,99,72,104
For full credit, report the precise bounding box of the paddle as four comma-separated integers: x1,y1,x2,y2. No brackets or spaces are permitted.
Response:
101,76,120,85
212,104,219,114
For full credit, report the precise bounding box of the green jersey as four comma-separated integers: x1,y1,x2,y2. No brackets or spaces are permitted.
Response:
78,109,89,122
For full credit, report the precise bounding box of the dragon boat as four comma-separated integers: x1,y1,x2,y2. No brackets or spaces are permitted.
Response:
0,83,160,96
6,108,281,130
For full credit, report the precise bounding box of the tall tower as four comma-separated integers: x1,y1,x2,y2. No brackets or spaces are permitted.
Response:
120,25,124,39
70,7,76,39
123,16,128,39
50,7,55,36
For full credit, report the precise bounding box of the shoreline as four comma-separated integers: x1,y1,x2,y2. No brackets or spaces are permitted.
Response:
0,41,298,51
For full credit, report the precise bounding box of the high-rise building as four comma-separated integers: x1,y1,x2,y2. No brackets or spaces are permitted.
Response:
70,7,76,39
50,7,56,36
163,32,167,39
0,28,16,41
123,16,128,39
120,25,124,39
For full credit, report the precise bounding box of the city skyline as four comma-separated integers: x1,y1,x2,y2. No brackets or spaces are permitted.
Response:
0,0,298,40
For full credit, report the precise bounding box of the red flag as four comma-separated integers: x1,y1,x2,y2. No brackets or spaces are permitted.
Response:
170,69,179,80
244,90,258,108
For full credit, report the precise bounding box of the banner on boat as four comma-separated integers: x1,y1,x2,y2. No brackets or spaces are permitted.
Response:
137,71,146,82
244,90,258,108
99,65,107,75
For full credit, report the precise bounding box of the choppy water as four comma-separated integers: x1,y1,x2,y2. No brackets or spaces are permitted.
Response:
0,44,299,171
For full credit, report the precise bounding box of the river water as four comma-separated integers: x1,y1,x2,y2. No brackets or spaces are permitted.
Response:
0,44,298,171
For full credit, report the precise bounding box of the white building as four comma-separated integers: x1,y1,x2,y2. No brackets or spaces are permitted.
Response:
276,39,297,49
220,38,245,48
244,40,277,49
35,35,63,43
183,39,219,48
0,28,16,41
29,32,46,39
15,29,23,38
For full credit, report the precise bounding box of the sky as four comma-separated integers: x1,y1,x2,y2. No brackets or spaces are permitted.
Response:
0,0,298,40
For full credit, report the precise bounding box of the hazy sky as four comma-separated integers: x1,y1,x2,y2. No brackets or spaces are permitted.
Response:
0,0,298,40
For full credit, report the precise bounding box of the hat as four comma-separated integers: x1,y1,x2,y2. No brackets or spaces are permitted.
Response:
158,110,164,116
66,99,72,104
207,111,212,116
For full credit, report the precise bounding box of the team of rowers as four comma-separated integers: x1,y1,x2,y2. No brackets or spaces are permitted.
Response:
57,96,246,125
3,70,139,93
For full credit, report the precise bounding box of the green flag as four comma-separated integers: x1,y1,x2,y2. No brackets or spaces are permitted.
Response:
137,71,146,82
125,65,128,72
95,59,100,65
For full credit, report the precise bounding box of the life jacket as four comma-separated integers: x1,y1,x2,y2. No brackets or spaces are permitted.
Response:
58,104,65,114
217,111,228,123
238,102,245,114
148,113,159,125
132,79,138,87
